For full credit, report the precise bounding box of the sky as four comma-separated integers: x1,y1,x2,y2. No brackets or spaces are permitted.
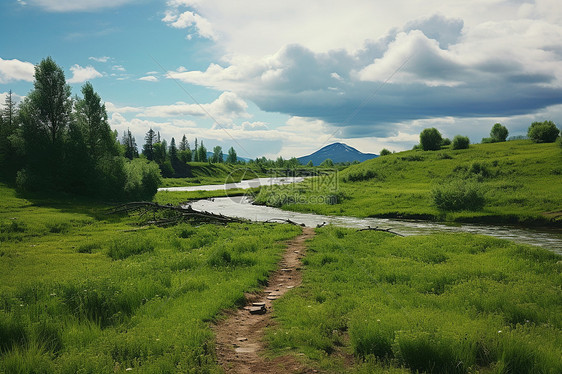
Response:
1,0,562,159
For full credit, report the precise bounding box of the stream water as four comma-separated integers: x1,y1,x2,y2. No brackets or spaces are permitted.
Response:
160,178,562,253
189,197,562,253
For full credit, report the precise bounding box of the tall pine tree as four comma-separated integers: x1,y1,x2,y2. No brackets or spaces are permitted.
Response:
143,128,156,160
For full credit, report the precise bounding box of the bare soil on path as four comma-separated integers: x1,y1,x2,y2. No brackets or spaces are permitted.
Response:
213,227,316,374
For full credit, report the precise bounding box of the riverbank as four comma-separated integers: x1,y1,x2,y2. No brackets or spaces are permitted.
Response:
254,140,562,227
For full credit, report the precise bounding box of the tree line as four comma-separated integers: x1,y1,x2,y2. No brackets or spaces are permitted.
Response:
121,128,241,178
0,57,160,200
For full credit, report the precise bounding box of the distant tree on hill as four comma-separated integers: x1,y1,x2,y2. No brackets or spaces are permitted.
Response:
380,148,392,156
441,138,451,147
452,135,470,150
306,160,314,167
211,145,223,163
198,141,207,162
226,146,237,164
320,158,334,167
490,123,508,142
179,134,189,151
528,121,560,143
420,128,443,151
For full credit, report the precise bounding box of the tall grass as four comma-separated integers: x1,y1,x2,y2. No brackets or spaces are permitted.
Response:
0,183,301,372
266,226,562,373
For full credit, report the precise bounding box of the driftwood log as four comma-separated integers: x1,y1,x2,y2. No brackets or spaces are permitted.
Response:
263,218,305,226
356,225,405,237
109,202,248,226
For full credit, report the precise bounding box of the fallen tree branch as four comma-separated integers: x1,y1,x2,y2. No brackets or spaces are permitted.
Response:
356,225,405,237
263,218,305,227
108,202,248,225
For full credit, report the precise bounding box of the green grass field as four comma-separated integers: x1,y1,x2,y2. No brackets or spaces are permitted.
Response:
160,163,265,188
255,140,562,225
267,226,562,373
0,183,300,373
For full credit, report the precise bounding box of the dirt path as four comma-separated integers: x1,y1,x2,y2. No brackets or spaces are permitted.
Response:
214,227,316,374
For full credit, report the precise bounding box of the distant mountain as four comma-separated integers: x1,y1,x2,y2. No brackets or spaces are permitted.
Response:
297,142,378,165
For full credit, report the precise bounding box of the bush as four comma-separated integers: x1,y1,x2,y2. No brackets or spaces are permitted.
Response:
490,123,508,142
441,138,451,146
420,128,443,151
379,148,392,156
528,121,560,143
432,179,485,211
452,135,470,150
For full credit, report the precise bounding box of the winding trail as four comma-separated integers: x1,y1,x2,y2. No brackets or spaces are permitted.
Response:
214,227,316,374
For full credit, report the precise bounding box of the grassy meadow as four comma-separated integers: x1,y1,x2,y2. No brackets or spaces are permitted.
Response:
0,183,300,373
159,163,265,188
267,226,562,373
255,140,562,225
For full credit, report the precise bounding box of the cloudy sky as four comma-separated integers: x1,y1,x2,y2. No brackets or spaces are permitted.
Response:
1,0,561,158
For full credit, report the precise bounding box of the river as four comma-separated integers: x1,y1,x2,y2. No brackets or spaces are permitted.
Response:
161,178,562,253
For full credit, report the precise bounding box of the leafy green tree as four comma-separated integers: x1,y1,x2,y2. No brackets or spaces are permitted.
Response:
226,146,237,164
441,138,451,147
528,121,560,143
320,158,334,167
380,148,391,156
490,123,508,142
143,128,156,160
198,141,207,162
420,128,443,151
211,145,223,163
17,57,72,189
179,148,192,163
306,160,314,167
452,135,470,150
179,134,189,151
121,129,138,159
0,90,20,180
74,82,118,160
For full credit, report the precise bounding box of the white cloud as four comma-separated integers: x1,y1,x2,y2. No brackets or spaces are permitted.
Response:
112,65,126,72
162,3,217,40
89,56,111,63
0,57,35,83
138,91,250,123
67,64,103,83
138,75,159,82
24,0,135,12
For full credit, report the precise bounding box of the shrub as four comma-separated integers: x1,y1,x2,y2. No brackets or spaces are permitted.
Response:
379,148,392,156
420,128,443,151
432,179,485,211
481,137,494,144
490,123,508,142
527,121,560,143
441,138,451,146
344,169,379,182
452,135,470,150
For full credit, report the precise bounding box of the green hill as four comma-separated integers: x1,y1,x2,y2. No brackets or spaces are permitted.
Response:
255,140,562,225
